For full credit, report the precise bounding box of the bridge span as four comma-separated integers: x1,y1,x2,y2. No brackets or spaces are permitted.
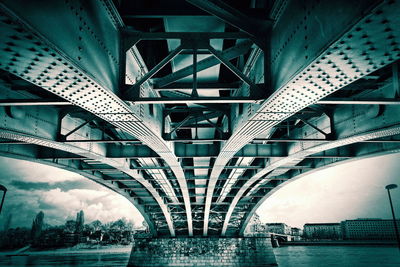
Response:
1,0,400,265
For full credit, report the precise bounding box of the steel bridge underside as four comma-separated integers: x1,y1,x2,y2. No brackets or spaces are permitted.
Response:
0,0,400,237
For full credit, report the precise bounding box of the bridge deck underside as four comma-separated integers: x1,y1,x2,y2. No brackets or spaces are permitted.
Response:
0,0,400,237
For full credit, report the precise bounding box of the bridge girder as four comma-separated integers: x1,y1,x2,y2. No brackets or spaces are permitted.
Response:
203,0,400,236
1,0,400,238
223,74,400,236
0,0,195,236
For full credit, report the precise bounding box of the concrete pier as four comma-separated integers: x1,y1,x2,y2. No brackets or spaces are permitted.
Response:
128,237,277,267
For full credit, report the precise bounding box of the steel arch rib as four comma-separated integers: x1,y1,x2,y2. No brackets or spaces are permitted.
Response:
203,0,400,235
0,0,193,236
0,147,157,235
222,124,400,236
0,128,167,236
238,146,400,236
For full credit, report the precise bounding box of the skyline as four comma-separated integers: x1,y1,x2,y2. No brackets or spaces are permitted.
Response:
0,153,399,230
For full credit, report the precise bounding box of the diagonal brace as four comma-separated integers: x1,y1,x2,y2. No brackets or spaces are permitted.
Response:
60,116,96,141
207,44,261,97
125,45,183,98
154,40,253,88
294,115,330,138
185,0,270,38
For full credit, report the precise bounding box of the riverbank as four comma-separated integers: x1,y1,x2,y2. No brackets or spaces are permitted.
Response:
0,244,132,256
281,240,397,246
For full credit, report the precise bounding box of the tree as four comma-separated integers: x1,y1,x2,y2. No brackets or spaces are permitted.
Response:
65,220,76,233
111,218,127,231
142,220,149,232
90,220,102,231
31,211,44,244
75,210,84,234
3,213,12,231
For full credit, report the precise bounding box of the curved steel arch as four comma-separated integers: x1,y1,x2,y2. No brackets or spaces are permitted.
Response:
221,123,400,236
203,0,400,236
238,147,400,236
0,0,193,236
0,142,157,235
0,127,176,236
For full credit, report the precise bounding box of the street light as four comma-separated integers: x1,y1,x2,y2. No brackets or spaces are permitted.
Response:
385,184,400,250
0,184,6,215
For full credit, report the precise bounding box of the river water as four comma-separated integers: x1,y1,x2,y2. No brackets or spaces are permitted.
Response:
0,245,398,266
274,245,400,267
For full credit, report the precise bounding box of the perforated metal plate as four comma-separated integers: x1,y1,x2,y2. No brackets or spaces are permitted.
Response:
206,0,400,236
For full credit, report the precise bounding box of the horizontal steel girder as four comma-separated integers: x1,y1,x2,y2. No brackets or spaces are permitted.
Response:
153,82,240,91
203,0,400,236
126,97,261,104
106,143,286,158
3,97,400,107
317,98,400,105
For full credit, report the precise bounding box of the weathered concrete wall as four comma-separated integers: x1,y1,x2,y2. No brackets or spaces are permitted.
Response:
128,237,277,267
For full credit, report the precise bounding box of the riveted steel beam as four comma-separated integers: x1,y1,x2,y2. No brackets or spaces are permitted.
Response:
0,99,71,106
104,143,289,158
121,6,267,19
164,138,227,143
0,0,193,236
126,96,261,104
123,30,250,50
185,0,269,38
203,0,400,236
153,82,240,91
317,98,400,105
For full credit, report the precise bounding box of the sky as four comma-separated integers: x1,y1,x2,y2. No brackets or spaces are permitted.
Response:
257,153,400,228
0,153,399,230
0,157,144,229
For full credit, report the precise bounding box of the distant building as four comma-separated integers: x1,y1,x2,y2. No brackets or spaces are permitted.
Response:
303,223,341,240
291,227,303,241
266,223,291,235
341,218,400,240
244,214,267,236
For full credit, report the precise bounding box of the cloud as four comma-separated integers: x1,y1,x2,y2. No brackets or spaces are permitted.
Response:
257,153,400,228
0,157,82,183
9,180,95,191
0,156,144,229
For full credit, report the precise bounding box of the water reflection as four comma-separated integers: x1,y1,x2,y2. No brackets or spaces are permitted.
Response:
274,246,400,267
0,245,399,266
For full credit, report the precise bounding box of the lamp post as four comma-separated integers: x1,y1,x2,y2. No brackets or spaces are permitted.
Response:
385,184,400,250
0,184,6,215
